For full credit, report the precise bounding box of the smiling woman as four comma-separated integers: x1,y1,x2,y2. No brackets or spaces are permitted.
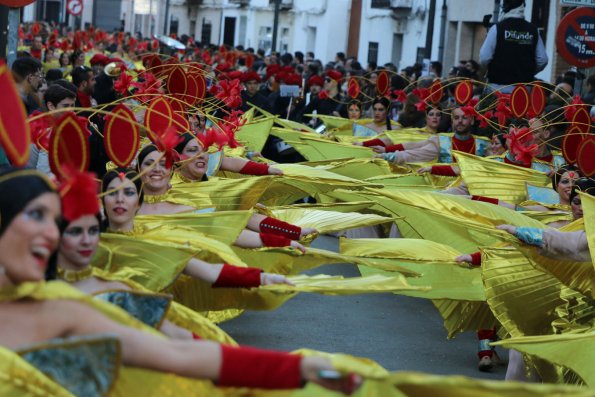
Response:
0,168,60,285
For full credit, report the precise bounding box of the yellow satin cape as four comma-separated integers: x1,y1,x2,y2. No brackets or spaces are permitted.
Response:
169,174,276,211
454,151,550,204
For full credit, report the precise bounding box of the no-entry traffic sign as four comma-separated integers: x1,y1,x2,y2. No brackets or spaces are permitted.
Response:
556,7,595,68
66,0,83,17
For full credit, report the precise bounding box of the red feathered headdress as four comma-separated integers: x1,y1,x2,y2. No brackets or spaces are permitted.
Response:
59,165,100,222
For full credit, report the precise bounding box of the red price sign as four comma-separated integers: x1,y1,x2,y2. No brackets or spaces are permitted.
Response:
555,7,595,68
66,0,83,17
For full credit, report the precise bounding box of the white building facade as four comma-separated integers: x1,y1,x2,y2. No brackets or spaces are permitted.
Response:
19,0,580,83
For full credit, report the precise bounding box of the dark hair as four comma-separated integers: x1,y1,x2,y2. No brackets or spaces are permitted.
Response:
551,165,581,191
587,73,595,89
372,96,392,131
45,68,64,83
493,133,507,149
348,100,362,111
101,168,144,210
0,167,57,237
11,57,42,81
70,50,84,66
503,0,525,12
71,66,94,88
175,132,197,154
430,61,443,77
44,84,76,107
51,78,78,94
136,145,161,172
570,178,595,203
336,52,345,61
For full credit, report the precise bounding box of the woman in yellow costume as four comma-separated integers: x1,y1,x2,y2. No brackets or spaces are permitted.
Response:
0,166,361,395
54,172,236,343
102,167,293,286
137,143,314,251
354,104,441,152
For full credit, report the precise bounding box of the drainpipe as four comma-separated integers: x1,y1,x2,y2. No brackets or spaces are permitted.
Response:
424,0,436,59
272,0,280,52
493,0,501,23
438,0,447,65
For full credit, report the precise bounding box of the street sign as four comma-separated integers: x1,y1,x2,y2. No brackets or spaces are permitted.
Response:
66,0,83,16
561,0,595,7
555,7,595,68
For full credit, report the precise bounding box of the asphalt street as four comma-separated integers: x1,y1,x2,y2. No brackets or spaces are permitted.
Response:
220,235,507,380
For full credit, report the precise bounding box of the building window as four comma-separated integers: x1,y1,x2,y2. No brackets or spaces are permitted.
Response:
368,42,379,64
170,16,179,36
201,21,212,45
371,0,391,8
258,26,273,52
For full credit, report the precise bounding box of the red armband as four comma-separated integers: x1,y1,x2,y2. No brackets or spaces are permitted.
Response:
192,332,202,340
239,161,270,175
385,144,405,152
470,251,482,267
431,165,458,176
260,233,292,247
212,264,262,288
219,345,303,389
259,217,302,240
471,195,499,205
362,138,386,147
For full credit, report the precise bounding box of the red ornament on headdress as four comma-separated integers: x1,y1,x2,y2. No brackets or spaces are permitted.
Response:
59,166,100,222
505,126,538,165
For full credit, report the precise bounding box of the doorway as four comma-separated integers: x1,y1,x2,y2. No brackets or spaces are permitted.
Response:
223,17,236,47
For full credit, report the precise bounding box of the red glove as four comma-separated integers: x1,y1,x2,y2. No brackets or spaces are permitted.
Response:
219,345,303,389
239,161,270,175
362,138,386,147
431,165,458,176
470,251,481,267
259,217,302,240
385,143,405,152
471,195,499,205
260,233,292,247
212,264,262,288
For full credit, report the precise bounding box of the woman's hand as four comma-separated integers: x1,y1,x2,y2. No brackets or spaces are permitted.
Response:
268,167,284,176
260,273,294,286
455,254,472,264
290,240,307,253
352,141,364,146
300,227,318,238
496,224,517,235
417,166,432,174
301,356,362,395
371,145,385,153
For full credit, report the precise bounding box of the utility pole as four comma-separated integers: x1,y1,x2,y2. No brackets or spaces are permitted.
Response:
271,0,280,53
438,0,447,67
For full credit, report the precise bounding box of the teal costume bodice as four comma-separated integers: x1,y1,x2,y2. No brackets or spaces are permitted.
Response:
94,290,170,328
18,334,120,397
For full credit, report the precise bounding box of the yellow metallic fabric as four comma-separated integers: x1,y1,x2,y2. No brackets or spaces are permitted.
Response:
454,151,550,204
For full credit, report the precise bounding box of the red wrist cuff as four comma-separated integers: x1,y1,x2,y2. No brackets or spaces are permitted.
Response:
431,165,457,176
260,233,292,247
212,264,262,288
385,143,405,152
470,252,482,267
192,332,202,340
219,345,303,389
239,161,270,175
259,217,302,240
362,138,386,147
471,195,499,205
